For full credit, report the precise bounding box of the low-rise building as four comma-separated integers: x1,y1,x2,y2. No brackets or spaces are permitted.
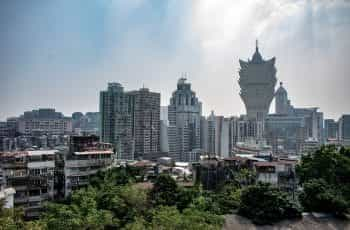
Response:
18,108,72,135
301,138,321,155
254,160,297,193
63,136,114,197
0,150,56,218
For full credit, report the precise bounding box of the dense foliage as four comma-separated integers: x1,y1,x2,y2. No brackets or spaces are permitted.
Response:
238,183,301,225
2,145,349,229
0,167,225,229
296,145,350,215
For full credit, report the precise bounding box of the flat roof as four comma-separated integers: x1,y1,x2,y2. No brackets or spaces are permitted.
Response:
27,150,58,156
254,160,296,167
1,150,58,157
74,150,113,155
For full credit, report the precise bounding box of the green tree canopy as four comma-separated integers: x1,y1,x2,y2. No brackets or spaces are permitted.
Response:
299,179,348,215
296,145,350,214
151,174,179,207
238,183,301,225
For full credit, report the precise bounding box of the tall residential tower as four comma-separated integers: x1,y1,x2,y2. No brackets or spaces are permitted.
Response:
127,88,161,160
100,83,134,160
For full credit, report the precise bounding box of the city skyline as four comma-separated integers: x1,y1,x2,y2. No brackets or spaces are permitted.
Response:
1,0,350,120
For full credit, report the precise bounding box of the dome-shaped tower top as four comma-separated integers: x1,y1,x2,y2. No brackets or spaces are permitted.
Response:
276,82,287,95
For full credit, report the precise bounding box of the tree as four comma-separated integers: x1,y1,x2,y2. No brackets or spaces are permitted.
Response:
234,168,256,187
238,183,301,225
105,185,149,226
180,208,224,230
299,179,348,215
41,187,116,230
176,187,200,211
150,206,182,230
150,174,179,207
123,217,148,230
189,194,221,215
0,200,26,230
90,167,135,188
214,184,241,214
149,206,224,230
296,145,350,185
296,145,350,214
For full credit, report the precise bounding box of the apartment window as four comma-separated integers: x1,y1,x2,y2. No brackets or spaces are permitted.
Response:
29,189,40,196
30,168,40,176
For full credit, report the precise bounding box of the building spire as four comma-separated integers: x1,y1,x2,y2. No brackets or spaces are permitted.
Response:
251,39,262,63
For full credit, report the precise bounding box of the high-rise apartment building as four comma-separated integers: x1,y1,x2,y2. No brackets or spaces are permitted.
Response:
127,88,160,160
338,114,350,146
160,106,169,153
168,78,202,161
201,112,230,158
100,83,134,160
324,119,338,140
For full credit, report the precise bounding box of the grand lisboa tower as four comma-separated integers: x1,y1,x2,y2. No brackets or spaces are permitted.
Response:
238,41,277,122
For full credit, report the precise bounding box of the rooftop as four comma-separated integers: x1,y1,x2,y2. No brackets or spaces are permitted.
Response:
74,150,113,155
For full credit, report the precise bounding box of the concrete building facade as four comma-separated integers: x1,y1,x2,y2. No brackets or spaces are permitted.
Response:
201,112,231,158
18,109,72,135
127,88,161,160
0,150,56,218
168,78,202,161
100,83,134,160
338,114,350,147
63,136,114,197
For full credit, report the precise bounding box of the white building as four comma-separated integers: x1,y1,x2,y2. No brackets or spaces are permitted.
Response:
201,112,231,158
168,78,202,161
0,168,15,209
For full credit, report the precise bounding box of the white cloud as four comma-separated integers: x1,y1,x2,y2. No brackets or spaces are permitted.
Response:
184,0,350,118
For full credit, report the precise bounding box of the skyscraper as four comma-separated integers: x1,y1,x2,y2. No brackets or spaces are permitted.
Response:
168,78,202,161
127,88,161,160
200,111,231,158
100,83,134,160
238,41,277,121
338,114,350,146
324,119,338,140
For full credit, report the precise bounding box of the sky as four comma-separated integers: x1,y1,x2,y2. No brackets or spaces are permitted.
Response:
1,0,350,120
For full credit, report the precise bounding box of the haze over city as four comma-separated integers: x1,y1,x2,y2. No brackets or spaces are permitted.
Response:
1,1,350,228
1,0,350,120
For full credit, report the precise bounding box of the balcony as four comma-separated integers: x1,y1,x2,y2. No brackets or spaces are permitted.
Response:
14,197,28,204
28,194,49,202
65,159,112,168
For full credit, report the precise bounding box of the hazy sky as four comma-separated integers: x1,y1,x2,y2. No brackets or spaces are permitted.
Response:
1,0,350,120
